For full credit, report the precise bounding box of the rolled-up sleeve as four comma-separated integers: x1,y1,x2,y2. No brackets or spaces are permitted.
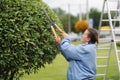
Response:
59,37,85,61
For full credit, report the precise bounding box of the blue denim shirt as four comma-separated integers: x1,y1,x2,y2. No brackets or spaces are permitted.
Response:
59,37,96,80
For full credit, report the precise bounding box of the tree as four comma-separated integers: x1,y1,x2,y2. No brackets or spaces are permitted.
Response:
53,8,66,17
53,8,78,33
0,0,62,80
89,8,119,29
74,20,89,33
89,8,101,29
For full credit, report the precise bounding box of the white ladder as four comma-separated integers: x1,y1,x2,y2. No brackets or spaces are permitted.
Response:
96,0,120,80
96,38,112,80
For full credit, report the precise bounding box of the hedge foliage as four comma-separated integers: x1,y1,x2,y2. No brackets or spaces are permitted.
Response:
0,0,62,80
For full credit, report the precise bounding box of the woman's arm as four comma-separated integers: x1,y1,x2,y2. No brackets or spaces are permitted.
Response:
59,37,83,61
54,31,84,61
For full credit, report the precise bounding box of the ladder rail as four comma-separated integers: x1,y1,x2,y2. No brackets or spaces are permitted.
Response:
96,40,112,80
98,0,106,35
103,40,112,80
106,1,120,79
96,0,109,79
113,0,120,28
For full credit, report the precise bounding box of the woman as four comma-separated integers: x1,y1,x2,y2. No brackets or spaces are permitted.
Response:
54,28,98,80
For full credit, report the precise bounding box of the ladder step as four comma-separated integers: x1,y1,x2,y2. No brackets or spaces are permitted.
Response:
117,50,120,53
115,40,120,42
99,41,111,43
97,65,107,68
111,19,120,21
110,9,120,12
119,61,120,64
99,38,112,41
96,56,108,59
106,0,119,2
96,74,106,76
97,48,109,50
102,19,120,22
113,29,120,31
102,19,109,22
98,44,110,47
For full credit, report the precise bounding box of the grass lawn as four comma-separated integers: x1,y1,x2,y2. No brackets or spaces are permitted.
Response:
95,48,119,80
20,54,68,80
21,41,119,80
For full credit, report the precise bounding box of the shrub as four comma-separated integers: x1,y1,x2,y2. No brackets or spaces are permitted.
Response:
0,0,62,80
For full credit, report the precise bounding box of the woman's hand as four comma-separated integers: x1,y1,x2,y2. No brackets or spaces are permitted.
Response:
54,36,61,45
55,24,68,38
60,31,68,38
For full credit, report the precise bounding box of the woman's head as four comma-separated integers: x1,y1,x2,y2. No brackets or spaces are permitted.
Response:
81,28,98,44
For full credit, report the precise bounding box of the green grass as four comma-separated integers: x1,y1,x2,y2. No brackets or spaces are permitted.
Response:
20,54,68,80
95,48,119,80
21,41,119,80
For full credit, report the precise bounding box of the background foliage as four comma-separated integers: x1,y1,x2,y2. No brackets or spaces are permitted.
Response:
74,20,89,32
0,0,62,80
53,8,107,32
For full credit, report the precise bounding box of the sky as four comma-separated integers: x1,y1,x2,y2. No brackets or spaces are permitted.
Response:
43,0,104,16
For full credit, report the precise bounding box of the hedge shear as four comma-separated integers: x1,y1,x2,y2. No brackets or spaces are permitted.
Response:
42,8,63,36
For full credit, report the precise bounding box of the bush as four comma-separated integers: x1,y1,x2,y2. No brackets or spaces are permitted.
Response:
75,20,89,33
0,0,62,80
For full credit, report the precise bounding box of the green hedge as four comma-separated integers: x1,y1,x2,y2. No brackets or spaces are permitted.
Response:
0,0,62,80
